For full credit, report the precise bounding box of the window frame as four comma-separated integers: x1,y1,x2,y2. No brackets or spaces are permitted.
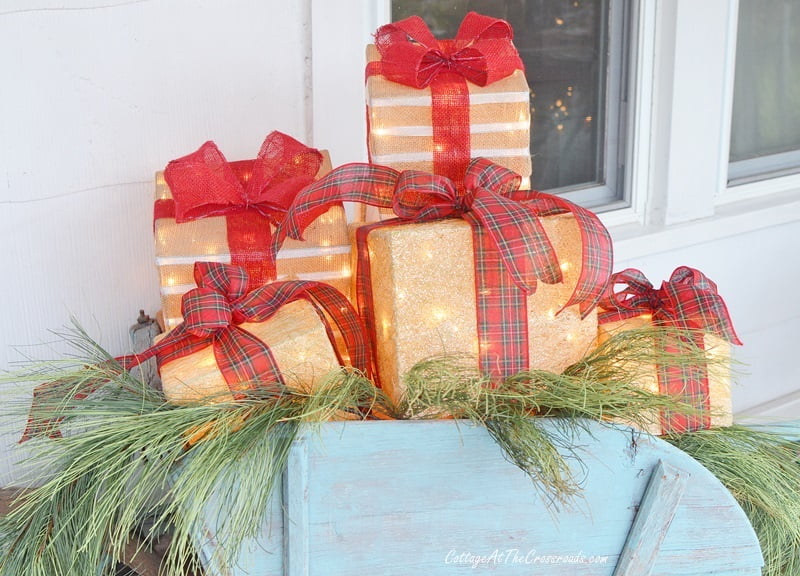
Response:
726,0,800,188
360,0,638,212
310,0,800,258
717,0,800,207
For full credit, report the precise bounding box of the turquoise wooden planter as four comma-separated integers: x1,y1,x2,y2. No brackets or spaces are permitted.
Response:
193,419,762,575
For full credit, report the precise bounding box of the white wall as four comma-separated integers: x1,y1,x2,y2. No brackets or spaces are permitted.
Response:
0,0,313,486
1,0,798,486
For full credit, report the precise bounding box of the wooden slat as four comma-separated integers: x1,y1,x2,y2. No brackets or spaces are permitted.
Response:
0,488,26,516
285,436,311,576
190,420,764,575
614,460,688,576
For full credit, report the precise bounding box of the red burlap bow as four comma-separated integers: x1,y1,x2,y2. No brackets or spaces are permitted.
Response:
372,12,523,89
155,132,323,286
22,262,370,441
598,266,742,433
272,158,612,383
367,12,524,184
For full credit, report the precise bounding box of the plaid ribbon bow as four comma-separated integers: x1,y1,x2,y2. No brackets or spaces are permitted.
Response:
598,266,742,433
22,262,370,441
598,267,742,344
371,12,523,89
156,132,324,286
273,158,612,383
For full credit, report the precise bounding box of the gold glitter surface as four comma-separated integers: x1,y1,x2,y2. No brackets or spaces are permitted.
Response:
365,214,598,404
154,152,352,327
598,316,733,434
160,300,340,404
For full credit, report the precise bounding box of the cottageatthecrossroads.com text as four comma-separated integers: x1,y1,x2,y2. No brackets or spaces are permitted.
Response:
445,548,610,568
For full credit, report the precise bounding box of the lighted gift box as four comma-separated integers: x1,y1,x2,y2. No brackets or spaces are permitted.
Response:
366,13,532,187
161,299,340,404
154,151,351,331
148,262,370,407
363,214,598,405
598,316,732,435
597,267,742,435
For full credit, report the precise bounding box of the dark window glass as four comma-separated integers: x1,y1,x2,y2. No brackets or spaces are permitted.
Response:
391,0,616,196
729,0,800,184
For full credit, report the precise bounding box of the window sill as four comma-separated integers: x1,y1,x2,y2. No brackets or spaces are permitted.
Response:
604,185,800,262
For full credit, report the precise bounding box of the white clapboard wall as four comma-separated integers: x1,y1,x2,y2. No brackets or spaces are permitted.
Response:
0,0,315,486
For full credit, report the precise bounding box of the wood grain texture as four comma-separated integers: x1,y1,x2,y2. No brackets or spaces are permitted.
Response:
191,419,762,576
285,436,310,576
613,460,687,576
0,487,26,516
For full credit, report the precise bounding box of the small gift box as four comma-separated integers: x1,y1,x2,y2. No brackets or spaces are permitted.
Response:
366,12,532,187
160,299,338,404
273,159,613,405
597,267,743,434
19,262,371,441
142,262,370,405
154,132,350,330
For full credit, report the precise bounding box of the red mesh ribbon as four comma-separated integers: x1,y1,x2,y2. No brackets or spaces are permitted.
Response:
367,12,525,184
22,262,371,441
156,132,323,286
272,158,612,384
598,266,742,433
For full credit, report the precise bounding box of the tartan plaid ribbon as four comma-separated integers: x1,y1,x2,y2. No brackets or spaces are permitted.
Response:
598,266,742,433
367,12,524,183
273,158,612,383
22,262,370,441
156,132,323,286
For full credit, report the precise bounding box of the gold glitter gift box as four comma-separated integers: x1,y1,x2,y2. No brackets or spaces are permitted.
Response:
154,153,352,331
595,266,742,434
159,299,341,405
361,214,598,404
598,315,734,435
366,44,532,187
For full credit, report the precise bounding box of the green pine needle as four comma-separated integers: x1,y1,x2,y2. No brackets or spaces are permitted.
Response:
666,426,800,576
1,345,381,575
0,324,789,575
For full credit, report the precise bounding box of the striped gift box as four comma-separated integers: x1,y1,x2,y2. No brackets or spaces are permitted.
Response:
153,154,352,330
366,44,532,188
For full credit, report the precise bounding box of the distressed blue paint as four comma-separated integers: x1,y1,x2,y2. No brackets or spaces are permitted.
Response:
613,460,688,576
194,474,284,574
285,436,310,576
193,419,763,575
747,419,800,441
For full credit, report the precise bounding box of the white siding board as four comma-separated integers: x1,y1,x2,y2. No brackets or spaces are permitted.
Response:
0,0,311,484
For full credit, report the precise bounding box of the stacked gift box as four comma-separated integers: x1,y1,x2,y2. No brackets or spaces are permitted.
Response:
147,11,740,435
153,134,349,330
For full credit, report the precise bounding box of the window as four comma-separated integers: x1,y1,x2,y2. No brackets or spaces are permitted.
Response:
729,0,800,185
390,0,633,210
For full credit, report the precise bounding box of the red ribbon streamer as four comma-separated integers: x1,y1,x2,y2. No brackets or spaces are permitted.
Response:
598,266,742,433
272,158,612,384
22,262,371,441
158,132,324,286
367,12,525,184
